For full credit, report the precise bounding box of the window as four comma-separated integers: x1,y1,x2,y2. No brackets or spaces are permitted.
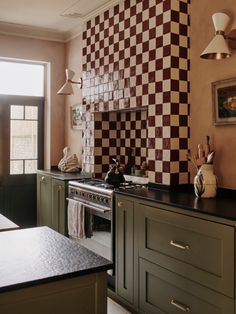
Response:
0,61,44,96
10,105,38,174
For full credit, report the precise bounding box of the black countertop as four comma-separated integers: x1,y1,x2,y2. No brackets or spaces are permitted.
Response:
0,227,112,293
115,186,236,221
37,169,91,181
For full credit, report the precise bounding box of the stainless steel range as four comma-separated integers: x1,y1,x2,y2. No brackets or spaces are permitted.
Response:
67,178,147,284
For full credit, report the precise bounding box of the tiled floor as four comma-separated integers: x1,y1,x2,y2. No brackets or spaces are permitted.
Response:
107,297,131,314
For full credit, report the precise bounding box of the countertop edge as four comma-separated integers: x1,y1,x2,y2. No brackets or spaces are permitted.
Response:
115,188,236,222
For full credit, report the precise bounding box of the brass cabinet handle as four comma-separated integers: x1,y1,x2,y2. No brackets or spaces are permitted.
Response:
117,201,123,207
171,299,191,312
170,240,190,250
58,185,62,191
41,176,46,182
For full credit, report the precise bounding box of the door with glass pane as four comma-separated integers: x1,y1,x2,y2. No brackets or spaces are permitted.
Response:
0,95,44,227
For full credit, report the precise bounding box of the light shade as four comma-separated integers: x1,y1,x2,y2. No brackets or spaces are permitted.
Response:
200,12,231,60
57,81,73,95
57,69,82,95
200,34,231,59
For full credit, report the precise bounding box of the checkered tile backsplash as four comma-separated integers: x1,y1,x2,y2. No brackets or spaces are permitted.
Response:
82,0,190,185
92,109,147,178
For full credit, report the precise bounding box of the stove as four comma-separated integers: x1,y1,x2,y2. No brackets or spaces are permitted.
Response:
67,177,147,285
68,178,114,212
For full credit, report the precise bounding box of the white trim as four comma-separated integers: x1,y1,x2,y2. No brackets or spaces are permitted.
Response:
0,0,122,42
82,0,121,22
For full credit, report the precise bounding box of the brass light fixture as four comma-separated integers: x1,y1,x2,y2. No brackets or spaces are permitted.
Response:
57,69,82,95
200,12,236,60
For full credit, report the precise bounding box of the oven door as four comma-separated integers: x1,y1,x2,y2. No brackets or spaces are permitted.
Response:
67,197,113,262
80,205,113,262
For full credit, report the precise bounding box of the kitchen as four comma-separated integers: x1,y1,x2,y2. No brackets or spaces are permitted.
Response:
0,0,236,313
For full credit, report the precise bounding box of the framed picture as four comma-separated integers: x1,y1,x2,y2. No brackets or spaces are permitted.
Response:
212,78,236,125
71,104,85,130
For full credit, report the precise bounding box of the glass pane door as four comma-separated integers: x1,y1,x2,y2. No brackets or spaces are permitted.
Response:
10,105,38,174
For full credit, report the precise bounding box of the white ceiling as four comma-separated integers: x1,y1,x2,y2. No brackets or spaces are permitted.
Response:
0,0,119,42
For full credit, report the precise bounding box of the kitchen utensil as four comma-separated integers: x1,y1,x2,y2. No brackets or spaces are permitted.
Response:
204,135,210,157
105,158,125,186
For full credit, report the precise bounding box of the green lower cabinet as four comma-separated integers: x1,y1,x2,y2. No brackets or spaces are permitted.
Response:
139,258,234,314
114,194,236,314
37,174,52,227
37,174,67,235
116,196,134,305
52,179,66,235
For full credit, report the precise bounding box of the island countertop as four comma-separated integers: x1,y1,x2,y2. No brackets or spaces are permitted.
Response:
0,227,112,293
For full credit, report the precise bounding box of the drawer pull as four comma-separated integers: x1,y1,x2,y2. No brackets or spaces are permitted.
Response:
171,299,191,312
41,176,46,182
170,240,190,250
117,201,123,207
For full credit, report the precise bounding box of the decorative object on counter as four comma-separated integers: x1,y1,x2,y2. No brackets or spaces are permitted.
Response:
58,147,81,173
200,12,236,60
57,69,82,95
187,136,217,198
71,104,85,130
104,158,125,187
212,77,236,125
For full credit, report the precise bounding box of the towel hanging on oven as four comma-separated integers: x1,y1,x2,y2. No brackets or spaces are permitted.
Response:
67,199,85,239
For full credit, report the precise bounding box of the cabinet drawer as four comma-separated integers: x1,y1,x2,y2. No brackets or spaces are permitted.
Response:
139,258,234,314
136,203,234,297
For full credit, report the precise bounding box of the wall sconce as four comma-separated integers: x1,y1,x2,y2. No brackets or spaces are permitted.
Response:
200,12,236,60
57,69,82,95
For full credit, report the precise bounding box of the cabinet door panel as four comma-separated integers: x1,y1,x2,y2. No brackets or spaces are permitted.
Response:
52,179,66,234
37,174,52,227
116,197,134,304
136,203,234,297
139,258,234,314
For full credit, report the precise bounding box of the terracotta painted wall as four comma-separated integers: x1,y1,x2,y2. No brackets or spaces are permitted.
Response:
190,0,236,189
0,34,66,166
65,34,84,166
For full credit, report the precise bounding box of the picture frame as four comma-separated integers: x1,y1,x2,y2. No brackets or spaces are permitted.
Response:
71,104,85,130
212,78,236,125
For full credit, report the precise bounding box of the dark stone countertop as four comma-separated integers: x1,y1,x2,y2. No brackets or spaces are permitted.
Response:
37,169,91,181
0,214,19,232
0,227,112,293
115,186,236,221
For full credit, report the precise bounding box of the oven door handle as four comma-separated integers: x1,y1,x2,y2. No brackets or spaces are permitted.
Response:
66,198,111,213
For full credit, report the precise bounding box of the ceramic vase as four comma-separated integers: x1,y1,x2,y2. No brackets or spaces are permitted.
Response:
194,164,217,198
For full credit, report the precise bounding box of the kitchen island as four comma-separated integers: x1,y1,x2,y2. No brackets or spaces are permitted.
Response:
0,214,19,232
0,226,112,314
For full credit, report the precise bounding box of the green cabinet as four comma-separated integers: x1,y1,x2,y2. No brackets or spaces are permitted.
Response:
116,196,134,305
37,174,52,227
114,194,236,314
37,174,67,235
52,179,66,235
